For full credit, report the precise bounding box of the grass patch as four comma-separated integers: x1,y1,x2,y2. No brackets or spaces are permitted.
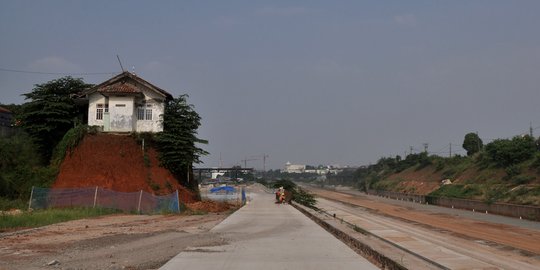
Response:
0,197,26,211
429,184,482,199
0,207,119,232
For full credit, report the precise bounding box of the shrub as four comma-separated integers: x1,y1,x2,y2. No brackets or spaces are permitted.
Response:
485,136,536,167
504,164,521,179
51,125,88,167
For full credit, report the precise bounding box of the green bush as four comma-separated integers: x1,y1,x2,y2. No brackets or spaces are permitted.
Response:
0,133,56,199
429,184,482,199
485,136,536,167
51,125,88,167
271,179,317,208
504,164,521,179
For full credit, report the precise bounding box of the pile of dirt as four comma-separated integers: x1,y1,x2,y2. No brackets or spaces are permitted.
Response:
53,133,198,203
187,201,236,213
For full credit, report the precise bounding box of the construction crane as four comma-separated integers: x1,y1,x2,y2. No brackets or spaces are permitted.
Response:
240,157,259,169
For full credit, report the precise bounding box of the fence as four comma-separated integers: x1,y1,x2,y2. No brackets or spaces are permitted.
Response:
366,189,540,221
200,186,247,205
29,187,180,214
366,189,427,203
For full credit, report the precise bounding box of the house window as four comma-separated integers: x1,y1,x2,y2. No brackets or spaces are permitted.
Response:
96,104,109,120
137,103,153,120
96,104,103,120
145,104,152,120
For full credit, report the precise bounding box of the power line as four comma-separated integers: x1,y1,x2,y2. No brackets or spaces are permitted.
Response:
0,67,119,76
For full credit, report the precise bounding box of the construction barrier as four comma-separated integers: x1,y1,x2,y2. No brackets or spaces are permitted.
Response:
366,189,540,221
28,187,181,214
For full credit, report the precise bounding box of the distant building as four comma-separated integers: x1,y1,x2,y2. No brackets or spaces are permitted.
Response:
290,163,349,175
284,162,306,173
0,107,12,127
0,107,14,137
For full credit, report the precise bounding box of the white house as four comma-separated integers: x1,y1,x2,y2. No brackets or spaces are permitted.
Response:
284,162,306,173
81,72,173,133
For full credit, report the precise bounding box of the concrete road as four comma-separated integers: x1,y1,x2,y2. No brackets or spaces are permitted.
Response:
316,197,540,270
160,190,379,270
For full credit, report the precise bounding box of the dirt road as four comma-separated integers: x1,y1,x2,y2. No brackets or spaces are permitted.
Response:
307,186,540,255
0,213,230,270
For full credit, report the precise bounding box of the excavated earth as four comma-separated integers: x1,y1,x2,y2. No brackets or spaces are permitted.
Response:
53,133,198,203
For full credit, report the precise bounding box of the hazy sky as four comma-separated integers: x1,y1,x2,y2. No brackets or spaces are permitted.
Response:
1,1,540,170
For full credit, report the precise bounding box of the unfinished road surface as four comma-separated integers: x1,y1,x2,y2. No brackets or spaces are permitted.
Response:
160,189,379,270
308,186,540,270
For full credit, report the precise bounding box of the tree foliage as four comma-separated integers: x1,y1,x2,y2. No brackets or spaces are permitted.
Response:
156,95,208,189
18,77,92,161
0,133,56,199
462,132,483,156
485,135,536,167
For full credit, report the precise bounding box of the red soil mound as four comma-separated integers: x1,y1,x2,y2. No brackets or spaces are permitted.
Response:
53,134,197,203
187,201,235,213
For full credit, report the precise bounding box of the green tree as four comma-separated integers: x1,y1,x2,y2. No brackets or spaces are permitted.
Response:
0,133,55,199
462,132,483,156
18,77,93,162
485,135,536,167
156,95,208,190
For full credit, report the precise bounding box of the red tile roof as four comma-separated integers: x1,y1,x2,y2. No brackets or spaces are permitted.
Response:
81,72,173,99
97,82,141,94
0,107,11,113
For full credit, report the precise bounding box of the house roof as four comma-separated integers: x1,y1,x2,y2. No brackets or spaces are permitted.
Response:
81,71,173,99
0,107,12,114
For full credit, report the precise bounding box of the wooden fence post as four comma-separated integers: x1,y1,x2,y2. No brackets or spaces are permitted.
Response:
176,190,180,213
28,186,34,210
137,190,143,213
93,186,99,208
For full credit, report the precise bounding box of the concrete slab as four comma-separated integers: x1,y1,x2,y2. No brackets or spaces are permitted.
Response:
160,191,378,270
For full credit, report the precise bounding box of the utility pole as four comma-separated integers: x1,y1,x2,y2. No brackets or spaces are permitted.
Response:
449,143,452,158
476,131,481,151
262,154,269,180
530,122,534,137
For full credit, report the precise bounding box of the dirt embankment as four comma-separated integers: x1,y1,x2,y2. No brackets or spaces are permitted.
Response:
386,166,443,194
53,134,198,203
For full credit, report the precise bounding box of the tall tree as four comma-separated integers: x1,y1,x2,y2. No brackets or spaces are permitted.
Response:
462,132,483,156
19,77,93,162
156,95,208,190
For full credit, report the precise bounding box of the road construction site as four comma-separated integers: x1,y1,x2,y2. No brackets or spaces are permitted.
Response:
2,184,540,269
305,186,540,270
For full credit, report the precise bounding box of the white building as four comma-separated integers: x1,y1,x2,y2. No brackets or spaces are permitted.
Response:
81,72,173,133
284,162,306,173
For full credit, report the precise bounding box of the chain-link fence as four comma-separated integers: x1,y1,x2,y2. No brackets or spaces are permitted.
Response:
29,187,180,214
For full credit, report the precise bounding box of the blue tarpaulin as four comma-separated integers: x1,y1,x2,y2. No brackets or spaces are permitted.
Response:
210,186,236,193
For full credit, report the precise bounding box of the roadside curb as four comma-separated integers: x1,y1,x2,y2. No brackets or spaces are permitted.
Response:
293,201,453,270
292,202,408,270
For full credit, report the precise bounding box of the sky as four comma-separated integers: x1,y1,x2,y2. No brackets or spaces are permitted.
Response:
1,1,540,170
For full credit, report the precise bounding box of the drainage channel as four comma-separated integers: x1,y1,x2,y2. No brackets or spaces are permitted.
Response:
292,202,449,270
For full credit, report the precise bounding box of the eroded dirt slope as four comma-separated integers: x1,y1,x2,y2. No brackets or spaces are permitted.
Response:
53,134,197,203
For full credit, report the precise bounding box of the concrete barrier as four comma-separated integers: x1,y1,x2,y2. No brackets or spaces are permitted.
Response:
366,189,540,221
292,203,410,270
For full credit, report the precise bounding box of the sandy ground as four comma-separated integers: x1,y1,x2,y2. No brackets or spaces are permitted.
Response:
306,186,540,255
0,213,231,270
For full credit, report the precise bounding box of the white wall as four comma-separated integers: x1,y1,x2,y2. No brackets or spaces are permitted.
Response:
109,96,135,132
88,94,106,128
135,88,166,132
